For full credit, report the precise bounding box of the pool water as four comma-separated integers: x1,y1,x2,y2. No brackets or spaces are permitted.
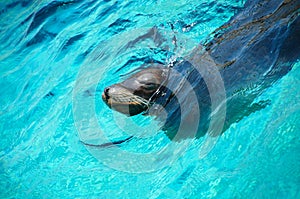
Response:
1,0,299,198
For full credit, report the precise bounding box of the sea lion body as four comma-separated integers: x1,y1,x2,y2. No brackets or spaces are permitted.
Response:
102,0,300,139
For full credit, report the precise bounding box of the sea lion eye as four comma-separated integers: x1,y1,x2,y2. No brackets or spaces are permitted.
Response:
135,72,162,91
142,82,158,90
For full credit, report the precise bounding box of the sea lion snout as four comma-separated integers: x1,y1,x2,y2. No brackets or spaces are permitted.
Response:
102,87,110,101
101,85,125,104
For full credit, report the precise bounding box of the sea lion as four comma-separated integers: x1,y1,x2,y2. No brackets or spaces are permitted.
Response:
102,0,300,140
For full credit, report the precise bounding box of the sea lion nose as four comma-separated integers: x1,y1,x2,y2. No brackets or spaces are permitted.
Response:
102,87,110,100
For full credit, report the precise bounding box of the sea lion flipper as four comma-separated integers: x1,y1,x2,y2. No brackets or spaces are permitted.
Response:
81,136,134,148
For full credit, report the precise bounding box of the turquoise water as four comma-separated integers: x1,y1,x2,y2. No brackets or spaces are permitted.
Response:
1,0,300,198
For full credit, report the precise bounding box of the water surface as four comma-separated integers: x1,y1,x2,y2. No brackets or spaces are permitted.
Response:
0,0,299,198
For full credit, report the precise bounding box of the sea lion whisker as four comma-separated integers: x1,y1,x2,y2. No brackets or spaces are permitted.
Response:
112,93,135,100
113,93,135,98
132,95,150,107
110,93,149,107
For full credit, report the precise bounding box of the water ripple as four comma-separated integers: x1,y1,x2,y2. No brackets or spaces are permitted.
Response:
1,0,299,198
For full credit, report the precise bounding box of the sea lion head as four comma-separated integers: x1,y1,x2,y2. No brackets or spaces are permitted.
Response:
102,67,168,116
